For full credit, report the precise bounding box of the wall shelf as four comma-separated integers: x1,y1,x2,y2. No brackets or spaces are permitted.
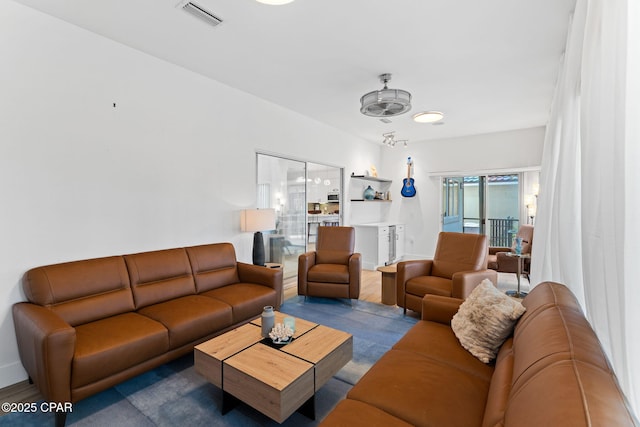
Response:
350,175,392,184
350,175,393,202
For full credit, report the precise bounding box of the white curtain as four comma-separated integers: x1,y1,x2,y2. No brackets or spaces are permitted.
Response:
531,0,639,416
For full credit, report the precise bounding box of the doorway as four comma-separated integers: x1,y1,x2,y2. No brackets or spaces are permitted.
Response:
442,173,521,246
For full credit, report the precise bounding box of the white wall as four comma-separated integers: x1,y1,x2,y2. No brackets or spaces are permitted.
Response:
380,127,545,259
0,2,380,388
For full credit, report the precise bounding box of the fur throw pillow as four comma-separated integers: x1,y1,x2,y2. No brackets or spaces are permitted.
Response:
451,279,526,363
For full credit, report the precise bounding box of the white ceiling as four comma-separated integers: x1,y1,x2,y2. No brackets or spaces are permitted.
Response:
14,0,576,145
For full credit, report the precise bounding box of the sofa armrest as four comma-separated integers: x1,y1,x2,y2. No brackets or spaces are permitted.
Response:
348,253,362,299
297,251,316,297
12,302,76,402
237,262,284,308
451,269,498,299
396,260,433,306
421,295,464,323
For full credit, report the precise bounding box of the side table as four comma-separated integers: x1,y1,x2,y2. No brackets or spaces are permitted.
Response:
376,264,397,305
505,253,531,298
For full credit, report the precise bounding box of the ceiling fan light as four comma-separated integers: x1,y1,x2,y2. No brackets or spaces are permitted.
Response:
413,111,444,123
360,74,412,117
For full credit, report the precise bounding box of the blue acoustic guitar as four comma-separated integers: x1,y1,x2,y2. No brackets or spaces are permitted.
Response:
401,157,416,197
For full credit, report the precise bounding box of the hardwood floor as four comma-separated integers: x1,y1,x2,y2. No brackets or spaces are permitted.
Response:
283,268,383,303
0,379,41,409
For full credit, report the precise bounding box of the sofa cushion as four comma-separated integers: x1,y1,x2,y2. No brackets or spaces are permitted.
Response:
307,264,350,284
392,320,494,382
24,256,134,326
346,349,491,427
315,226,355,265
431,232,488,279
72,313,169,388
201,283,277,323
320,399,414,427
405,275,452,297
451,279,525,363
504,360,636,427
125,248,196,309
186,243,241,293
137,295,232,349
482,338,514,427
505,282,636,426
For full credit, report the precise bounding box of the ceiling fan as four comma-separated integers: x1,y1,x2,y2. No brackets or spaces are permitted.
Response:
360,74,412,118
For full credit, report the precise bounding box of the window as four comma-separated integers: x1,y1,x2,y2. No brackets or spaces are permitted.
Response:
442,173,531,246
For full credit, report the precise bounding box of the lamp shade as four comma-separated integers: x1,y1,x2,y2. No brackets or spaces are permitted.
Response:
241,209,276,232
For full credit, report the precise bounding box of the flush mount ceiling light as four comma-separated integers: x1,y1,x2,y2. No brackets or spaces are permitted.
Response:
382,131,408,148
413,111,444,123
256,0,295,4
360,74,412,117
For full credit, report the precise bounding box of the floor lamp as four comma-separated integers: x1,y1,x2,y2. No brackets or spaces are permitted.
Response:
241,208,276,266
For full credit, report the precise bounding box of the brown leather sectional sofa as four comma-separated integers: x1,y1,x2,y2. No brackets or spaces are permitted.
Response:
12,242,282,426
320,282,638,427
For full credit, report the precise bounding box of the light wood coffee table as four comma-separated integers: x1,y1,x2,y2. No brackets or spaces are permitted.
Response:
194,311,352,423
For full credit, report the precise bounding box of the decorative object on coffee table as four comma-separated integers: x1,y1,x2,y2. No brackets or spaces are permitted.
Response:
269,322,294,344
261,306,275,337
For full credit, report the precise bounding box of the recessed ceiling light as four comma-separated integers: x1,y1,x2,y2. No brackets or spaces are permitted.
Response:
413,111,444,123
256,0,295,4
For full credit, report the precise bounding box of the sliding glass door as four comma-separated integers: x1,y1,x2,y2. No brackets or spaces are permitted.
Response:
257,154,343,279
442,177,464,232
442,173,521,246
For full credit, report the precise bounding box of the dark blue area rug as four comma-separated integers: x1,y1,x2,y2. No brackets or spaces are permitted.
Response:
0,297,418,427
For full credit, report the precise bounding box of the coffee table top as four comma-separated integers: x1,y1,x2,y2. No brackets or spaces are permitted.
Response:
224,343,312,391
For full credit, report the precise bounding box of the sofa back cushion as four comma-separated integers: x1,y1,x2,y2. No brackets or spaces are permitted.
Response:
23,256,134,327
315,226,355,265
485,282,637,427
124,248,196,309
185,243,240,293
432,232,489,279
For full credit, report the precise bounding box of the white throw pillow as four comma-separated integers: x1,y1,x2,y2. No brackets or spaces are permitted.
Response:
451,279,526,363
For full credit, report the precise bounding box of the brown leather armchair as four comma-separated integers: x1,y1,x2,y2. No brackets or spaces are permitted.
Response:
397,232,497,314
487,224,534,275
298,226,361,300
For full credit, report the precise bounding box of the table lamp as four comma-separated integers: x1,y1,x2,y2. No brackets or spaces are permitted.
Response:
241,208,276,266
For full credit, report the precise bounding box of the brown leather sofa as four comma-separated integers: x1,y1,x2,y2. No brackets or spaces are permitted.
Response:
397,232,497,314
12,242,282,426
320,282,638,427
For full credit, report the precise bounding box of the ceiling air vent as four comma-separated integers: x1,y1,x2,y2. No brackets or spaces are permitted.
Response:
182,2,223,27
